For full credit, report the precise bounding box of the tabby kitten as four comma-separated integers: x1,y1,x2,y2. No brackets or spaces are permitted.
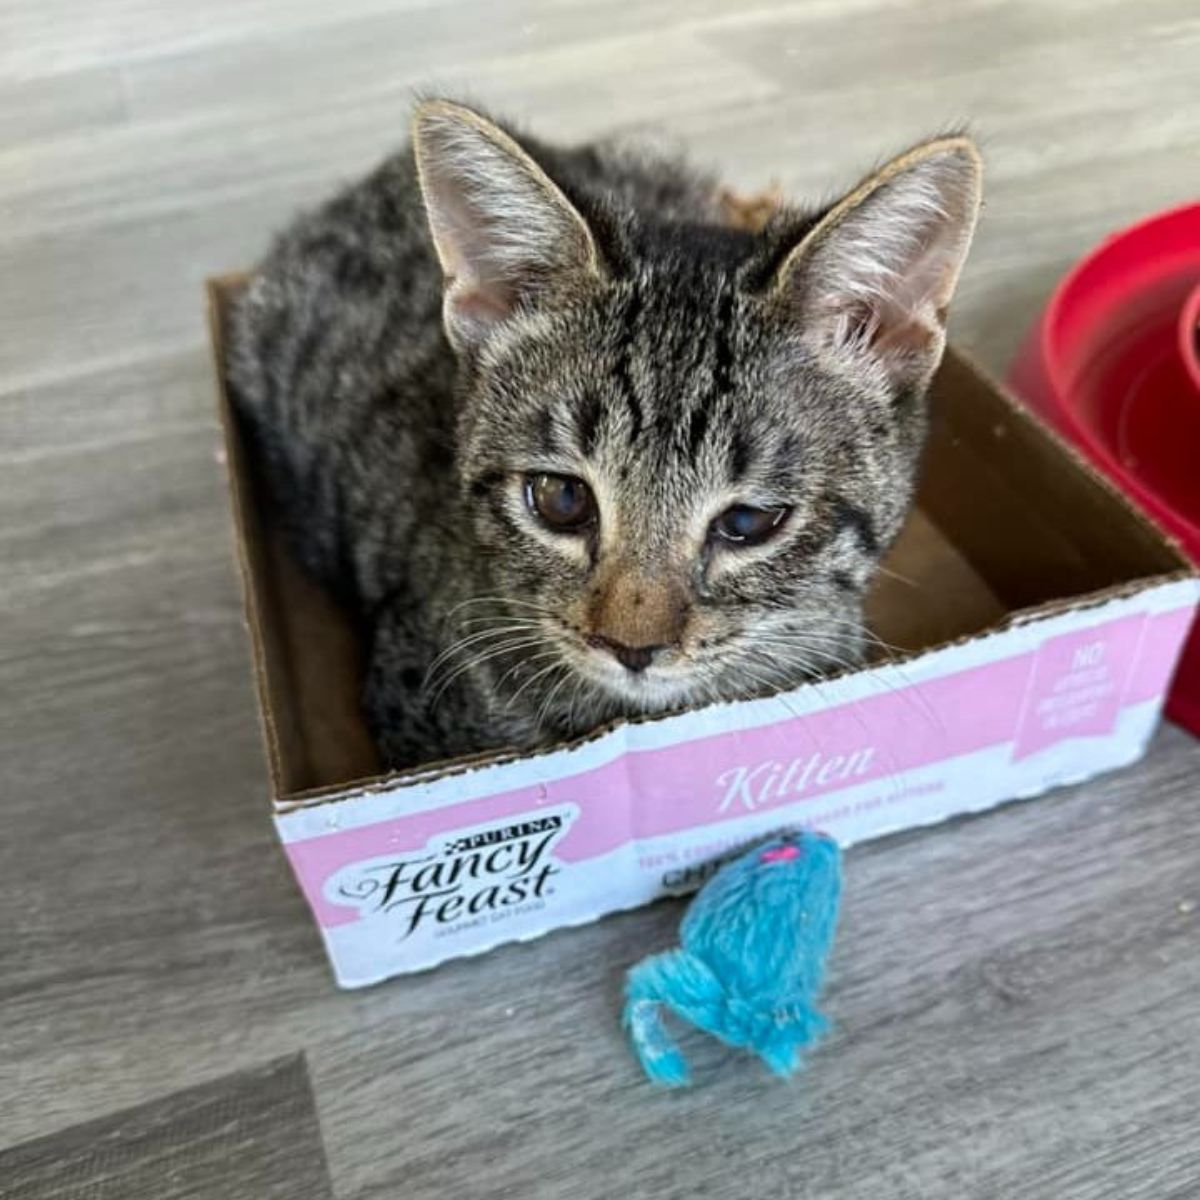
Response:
229,100,982,770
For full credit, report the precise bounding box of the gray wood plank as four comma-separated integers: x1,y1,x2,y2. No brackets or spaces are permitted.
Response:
2,1054,334,1200
120,0,761,125
0,0,434,75
0,68,127,148
0,33,772,242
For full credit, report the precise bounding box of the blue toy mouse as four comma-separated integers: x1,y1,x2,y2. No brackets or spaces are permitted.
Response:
623,830,843,1087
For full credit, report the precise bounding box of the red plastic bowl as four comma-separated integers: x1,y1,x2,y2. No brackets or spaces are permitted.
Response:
1008,202,1200,734
1181,282,1200,397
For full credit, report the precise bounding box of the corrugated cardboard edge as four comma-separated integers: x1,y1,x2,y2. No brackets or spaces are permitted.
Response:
208,274,290,797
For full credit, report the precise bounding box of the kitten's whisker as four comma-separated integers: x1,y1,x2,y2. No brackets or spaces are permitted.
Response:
761,643,862,676
788,614,908,657
423,624,545,683
734,662,787,700
751,632,863,653
507,657,568,712
453,619,544,638
426,640,545,707
493,648,560,696
427,624,532,667
873,564,921,589
565,675,589,733
760,618,935,701
749,636,862,662
700,675,723,708
779,655,910,794
426,636,546,707
735,650,809,703
536,667,575,729
737,644,882,756
443,595,555,621
755,636,942,737
752,619,907,662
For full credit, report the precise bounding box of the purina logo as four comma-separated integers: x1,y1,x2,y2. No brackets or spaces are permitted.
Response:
328,807,576,940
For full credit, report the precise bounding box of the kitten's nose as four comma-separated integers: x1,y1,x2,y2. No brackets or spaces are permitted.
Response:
587,634,665,673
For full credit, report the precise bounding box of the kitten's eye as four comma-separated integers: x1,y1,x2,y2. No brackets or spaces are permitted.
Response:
525,473,596,532
710,504,790,546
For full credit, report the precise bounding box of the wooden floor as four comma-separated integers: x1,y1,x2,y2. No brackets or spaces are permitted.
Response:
3,1,1200,1196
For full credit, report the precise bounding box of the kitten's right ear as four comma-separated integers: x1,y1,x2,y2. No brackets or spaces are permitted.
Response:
412,100,604,354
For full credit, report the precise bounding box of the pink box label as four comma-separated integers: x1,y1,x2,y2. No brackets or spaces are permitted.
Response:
1012,614,1146,760
280,599,1197,962
289,653,1035,929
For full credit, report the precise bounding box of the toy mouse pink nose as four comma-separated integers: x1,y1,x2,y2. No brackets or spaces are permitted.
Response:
760,844,801,864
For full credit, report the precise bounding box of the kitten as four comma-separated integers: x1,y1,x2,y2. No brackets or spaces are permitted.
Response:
228,100,982,770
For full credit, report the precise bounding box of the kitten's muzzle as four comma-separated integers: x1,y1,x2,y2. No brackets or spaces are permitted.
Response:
583,562,689,675
585,633,669,674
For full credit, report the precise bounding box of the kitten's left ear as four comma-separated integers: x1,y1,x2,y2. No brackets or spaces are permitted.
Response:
769,137,983,390
412,99,605,354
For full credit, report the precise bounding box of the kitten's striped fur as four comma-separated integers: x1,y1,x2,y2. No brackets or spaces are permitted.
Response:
229,100,981,769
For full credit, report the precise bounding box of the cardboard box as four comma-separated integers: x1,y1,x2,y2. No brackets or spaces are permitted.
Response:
209,276,1199,989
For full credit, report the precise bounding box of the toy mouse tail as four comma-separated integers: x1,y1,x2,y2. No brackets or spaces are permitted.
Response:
624,996,690,1088
622,952,695,1087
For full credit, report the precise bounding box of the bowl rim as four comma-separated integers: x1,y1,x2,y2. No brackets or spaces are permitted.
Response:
1034,201,1200,549
1179,281,1200,396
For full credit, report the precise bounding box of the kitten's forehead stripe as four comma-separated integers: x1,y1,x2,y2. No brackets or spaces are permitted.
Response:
712,280,736,398
729,428,752,483
614,284,645,444
536,407,557,457
775,434,801,473
574,390,603,458
685,403,709,461
673,273,736,469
